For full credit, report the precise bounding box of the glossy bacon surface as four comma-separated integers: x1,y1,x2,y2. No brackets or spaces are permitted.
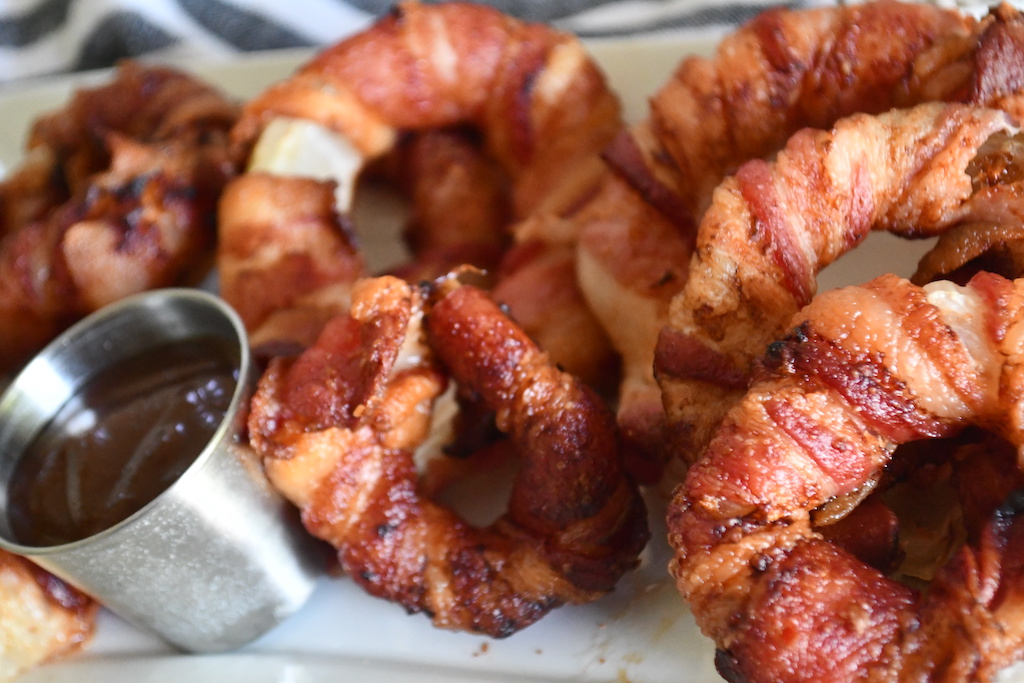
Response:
575,2,1024,485
231,0,621,222
218,171,365,354
248,276,648,637
625,1,1024,231
656,103,1019,469
225,0,621,379
0,61,240,373
669,272,1024,682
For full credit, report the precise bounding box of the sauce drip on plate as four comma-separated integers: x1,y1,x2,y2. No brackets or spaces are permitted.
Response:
7,337,239,547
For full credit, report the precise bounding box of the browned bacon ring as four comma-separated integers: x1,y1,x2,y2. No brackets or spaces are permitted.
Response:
668,271,1024,682
617,0,1024,234
230,1,620,220
656,103,1020,473
575,0,1024,484
248,275,648,637
0,61,240,374
221,0,621,381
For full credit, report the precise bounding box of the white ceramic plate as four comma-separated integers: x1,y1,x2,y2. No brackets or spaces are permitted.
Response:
2,34,1019,683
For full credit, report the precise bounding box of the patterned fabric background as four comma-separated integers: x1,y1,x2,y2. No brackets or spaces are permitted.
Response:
0,0,845,83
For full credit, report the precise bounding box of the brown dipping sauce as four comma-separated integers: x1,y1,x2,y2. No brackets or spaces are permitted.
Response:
7,336,239,547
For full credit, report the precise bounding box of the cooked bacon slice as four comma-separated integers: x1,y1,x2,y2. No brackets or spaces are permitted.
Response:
0,61,240,374
249,276,648,637
669,272,1024,682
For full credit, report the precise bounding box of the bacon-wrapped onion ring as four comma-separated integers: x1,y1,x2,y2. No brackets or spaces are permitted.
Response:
0,61,240,374
248,275,648,637
575,1,1024,483
230,1,620,218
669,271,1024,681
655,103,1021,474
221,1,621,379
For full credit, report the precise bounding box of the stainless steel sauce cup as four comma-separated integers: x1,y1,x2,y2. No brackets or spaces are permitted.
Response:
0,288,325,652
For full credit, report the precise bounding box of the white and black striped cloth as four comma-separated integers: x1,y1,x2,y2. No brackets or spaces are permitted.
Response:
0,0,843,83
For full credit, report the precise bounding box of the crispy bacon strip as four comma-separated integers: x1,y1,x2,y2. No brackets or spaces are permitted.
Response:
223,1,621,378
248,276,647,637
576,2,1024,484
656,103,1018,469
669,272,1024,682
217,172,364,355
0,61,240,373
617,1,1024,231
231,1,621,219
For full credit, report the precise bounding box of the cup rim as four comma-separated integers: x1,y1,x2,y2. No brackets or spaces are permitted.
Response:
0,287,254,554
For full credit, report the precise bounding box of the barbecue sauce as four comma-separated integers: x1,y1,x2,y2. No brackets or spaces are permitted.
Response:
7,337,239,547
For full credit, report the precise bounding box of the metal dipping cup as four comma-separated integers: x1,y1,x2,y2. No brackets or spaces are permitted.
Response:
0,289,324,653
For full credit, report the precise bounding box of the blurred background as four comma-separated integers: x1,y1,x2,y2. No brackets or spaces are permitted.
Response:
0,0,843,83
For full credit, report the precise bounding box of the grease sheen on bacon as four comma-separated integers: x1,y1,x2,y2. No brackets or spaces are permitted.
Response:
656,102,1020,469
669,272,1024,682
576,2,1024,484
